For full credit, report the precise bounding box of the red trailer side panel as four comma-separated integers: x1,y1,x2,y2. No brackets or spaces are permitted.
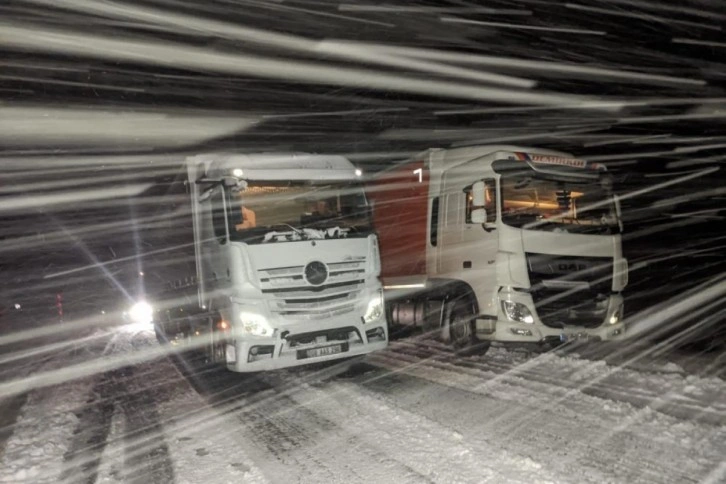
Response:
367,160,429,283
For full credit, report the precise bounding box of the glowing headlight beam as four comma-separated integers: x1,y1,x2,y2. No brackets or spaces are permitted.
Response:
129,301,153,325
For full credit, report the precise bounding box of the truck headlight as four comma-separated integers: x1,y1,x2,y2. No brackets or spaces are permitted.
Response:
129,301,153,325
501,301,534,324
363,293,383,323
239,312,273,336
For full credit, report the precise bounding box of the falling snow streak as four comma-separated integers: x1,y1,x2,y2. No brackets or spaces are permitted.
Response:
0,1,724,482
1,24,610,109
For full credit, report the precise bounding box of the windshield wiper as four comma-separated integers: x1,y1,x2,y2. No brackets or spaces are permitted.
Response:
279,223,306,236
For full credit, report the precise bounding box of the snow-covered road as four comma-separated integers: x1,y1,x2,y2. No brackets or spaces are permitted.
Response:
1,325,724,484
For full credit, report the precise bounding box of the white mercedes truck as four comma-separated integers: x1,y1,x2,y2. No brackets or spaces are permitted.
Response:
367,145,628,352
153,152,388,372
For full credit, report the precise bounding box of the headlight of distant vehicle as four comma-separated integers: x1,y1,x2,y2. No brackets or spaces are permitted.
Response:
501,300,534,324
239,312,273,336
363,293,384,323
129,301,153,325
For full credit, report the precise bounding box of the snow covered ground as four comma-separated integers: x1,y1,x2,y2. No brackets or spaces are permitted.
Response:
0,322,724,484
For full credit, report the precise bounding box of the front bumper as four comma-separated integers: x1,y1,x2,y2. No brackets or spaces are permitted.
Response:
476,290,626,343
225,314,388,372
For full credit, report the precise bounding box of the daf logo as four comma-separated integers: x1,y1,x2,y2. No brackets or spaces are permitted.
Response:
304,261,328,286
557,263,590,272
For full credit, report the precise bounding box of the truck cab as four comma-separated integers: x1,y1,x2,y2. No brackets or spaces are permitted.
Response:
156,153,387,372
369,145,628,349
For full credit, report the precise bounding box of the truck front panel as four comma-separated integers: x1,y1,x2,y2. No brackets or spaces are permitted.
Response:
486,212,627,343
223,236,387,371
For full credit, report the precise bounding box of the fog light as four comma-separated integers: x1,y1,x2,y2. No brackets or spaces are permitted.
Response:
248,345,275,362
502,301,534,324
366,327,386,342
609,306,623,325
510,328,533,336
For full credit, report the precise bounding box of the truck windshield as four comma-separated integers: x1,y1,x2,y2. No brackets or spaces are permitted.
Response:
501,175,620,234
228,181,373,243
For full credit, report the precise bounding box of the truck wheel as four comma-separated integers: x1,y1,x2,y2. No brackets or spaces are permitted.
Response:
447,299,476,349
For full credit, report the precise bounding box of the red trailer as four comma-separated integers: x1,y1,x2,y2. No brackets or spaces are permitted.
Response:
367,159,429,285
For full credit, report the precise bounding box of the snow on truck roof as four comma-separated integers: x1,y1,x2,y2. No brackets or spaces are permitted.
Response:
188,152,361,181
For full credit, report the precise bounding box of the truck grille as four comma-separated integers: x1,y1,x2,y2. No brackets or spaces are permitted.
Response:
259,260,366,319
285,326,362,348
526,253,613,329
530,288,608,328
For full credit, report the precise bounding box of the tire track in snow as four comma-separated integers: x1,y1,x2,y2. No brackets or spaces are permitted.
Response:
354,362,699,483
230,385,442,483
59,370,118,484
382,343,726,428
282,377,566,484
173,353,441,483
364,343,724,483
376,338,726,425
60,334,175,484
115,365,175,484
0,329,114,483
0,331,110,456
0,393,29,457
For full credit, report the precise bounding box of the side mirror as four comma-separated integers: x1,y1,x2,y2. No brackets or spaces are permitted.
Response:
472,181,486,206
223,176,247,192
230,179,248,194
471,208,487,224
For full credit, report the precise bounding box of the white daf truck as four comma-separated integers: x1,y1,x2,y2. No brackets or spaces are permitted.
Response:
152,152,388,372
367,145,628,352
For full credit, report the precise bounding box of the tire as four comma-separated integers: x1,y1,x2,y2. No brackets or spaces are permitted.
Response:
446,298,492,356
446,299,476,349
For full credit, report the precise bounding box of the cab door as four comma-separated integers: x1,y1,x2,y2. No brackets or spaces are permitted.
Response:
438,162,500,316
437,172,463,275
195,184,232,310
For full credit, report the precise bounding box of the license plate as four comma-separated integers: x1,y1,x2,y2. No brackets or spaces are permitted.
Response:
297,343,347,360
560,332,590,343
